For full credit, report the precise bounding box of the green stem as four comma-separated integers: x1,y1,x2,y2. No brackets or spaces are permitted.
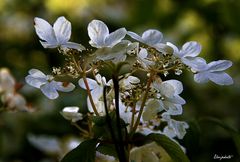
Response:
103,86,122,161
112,75,127,162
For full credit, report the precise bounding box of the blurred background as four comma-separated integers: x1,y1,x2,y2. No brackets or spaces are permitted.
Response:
0,0,240,161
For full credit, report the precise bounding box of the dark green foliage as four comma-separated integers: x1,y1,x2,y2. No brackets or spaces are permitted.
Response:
61,139,98,162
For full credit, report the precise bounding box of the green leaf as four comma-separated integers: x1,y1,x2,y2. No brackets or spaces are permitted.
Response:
199,117,240,155
97,143,118,158
147,133,190,162
182,120,200,154
61,139,98,162
92,116,106,126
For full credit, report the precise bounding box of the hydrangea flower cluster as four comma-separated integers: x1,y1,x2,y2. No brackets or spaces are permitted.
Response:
25,16,233,162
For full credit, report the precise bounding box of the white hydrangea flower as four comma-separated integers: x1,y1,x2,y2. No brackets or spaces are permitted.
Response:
61,106,83,122
25,69,75,99
167,41,206,70
194,60,233,85
34,16,85,51
128,29,172,54
128,29,163,46
88,19,127,48
150,79,185,116
162,113,189,139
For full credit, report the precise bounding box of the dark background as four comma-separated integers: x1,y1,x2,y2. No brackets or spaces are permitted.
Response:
0,0,240,161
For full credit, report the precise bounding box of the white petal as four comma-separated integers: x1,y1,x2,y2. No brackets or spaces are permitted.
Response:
28,69,46,78
163,101,183,115
53,16,71,44
61,106,83,122
55,81,75,92
159,81,175,98
142,29,163,46
164,80,183,95
127,31,144,42
182,57,207,71
181,41,201,57
40,82,59,99
88,20,109,48
34,17,57,45
208,72,233,85
61,42,85,51
25,75,47,88
194,71,210,83
105,28,127,47
208,60,233,72
78,78,98,90
167,95,186,105
163,126,176,138
40,41,58,48
170,120,189,139
91,87,103,100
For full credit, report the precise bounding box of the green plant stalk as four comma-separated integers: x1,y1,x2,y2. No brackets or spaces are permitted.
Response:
112,75,128,162
103,86,122,161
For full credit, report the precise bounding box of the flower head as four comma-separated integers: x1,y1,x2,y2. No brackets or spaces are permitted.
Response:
88,20,127,48
194,60,233,85
25,69,75,99
34,16,85,51
61,106,83,122
167,41,206,70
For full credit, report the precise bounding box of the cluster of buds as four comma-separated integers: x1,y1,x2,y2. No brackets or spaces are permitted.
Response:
25,16,233,161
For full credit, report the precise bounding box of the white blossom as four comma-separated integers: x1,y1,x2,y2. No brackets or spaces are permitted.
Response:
167,41,206,70
61,106,83,122
25,69,75,99
34,16,85,51
162,113,189,139
128,29,163,46
150,79,185,116
194,60,233,85
128,29,172,54
88,19,127,48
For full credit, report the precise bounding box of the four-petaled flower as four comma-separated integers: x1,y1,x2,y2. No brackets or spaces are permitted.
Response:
194,60,233,85
25,69,75,99
88,19,127,48
34,16,85,51
167,41,206,70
